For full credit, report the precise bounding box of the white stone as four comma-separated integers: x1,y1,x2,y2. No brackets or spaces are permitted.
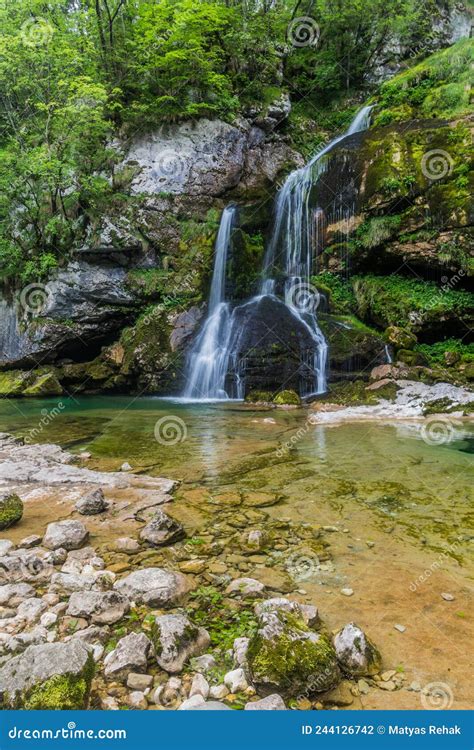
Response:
233,637,250,666
209,684,229,700
178,694,205,710
189,673,209,699
225,578,265,598
340,588,354,597
40,611,57,628
224,667,248,693
245,694,287,710
43,520,88,551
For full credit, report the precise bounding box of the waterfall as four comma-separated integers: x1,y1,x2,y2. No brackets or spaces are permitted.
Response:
260,104,373,396
183,106,373,401
183,206,237,400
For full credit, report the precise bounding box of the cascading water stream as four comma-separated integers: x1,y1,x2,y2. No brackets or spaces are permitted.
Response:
260,104,374,396
183,206,237,400
183,106,373,401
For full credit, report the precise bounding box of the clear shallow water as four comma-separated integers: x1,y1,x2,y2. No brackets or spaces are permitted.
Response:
0,395,472,560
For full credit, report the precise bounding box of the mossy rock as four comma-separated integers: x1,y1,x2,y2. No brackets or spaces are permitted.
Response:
0,492,23,530
397,349,428,366
385,326,417,351
0,641,95,709
245,390,273,403
247,610,340,697
23,670,93,710
0,370,34,396
23,371,63,397
272,390,301,406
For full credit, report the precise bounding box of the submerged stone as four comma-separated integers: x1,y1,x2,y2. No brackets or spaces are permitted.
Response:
139,509,185,547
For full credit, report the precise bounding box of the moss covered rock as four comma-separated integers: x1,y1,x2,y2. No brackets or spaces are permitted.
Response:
272,390,301,406
23,371,63,397
333,623,381,677
247,609,340,697
0,640,94,709
0,492,23,530
385,326,417,351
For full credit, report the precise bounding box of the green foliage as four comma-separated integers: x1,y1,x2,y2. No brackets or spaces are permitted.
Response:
312,272,356,314
415,339,474,365
356,216,402,249
373,38,474,124
190,586,258,651
353,274,474,327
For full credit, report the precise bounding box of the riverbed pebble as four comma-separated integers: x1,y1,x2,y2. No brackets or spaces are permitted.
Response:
340,588,354,597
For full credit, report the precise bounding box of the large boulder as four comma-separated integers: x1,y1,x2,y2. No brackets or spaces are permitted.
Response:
152,614,210,674
247,608,340,697
0,492,23,530
43,520,89,551
333,623,382,677
0,640,94,709
139,509,185,547
113,567,190,607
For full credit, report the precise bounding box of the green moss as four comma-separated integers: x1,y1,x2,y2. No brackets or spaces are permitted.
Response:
0,492,23,530
352,274,474,330
23,372,63,397
312,273,356,314
0,370,34,396
272,390,301,406
247,612,339,695
22,655,95,710
356,216,401,249
415,339,474,366
319,380,399,406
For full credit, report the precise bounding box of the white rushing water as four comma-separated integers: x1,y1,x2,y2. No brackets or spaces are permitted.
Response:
183,106,373,401
183,206,237,400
